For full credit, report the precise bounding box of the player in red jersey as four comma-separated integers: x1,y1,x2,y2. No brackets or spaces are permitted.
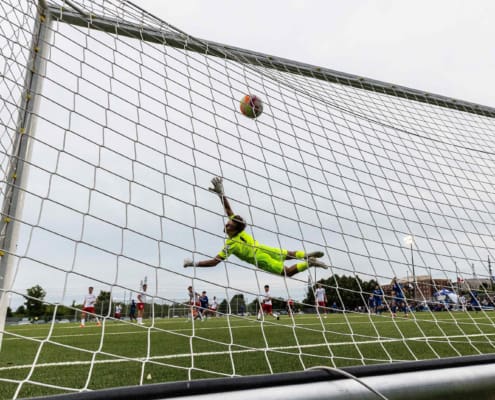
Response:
80,286,100,327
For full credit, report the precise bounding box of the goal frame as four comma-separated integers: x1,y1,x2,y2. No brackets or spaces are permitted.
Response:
0,0,51,347
46,2,495,118
22,354,495,400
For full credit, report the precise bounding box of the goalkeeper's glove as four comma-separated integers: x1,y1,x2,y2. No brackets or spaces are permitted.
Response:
209,176,224,196
183,258,196,268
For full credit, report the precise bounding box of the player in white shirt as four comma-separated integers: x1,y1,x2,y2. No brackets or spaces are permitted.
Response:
187,285,203,321
114,304,122,319
80,286,101,327
258,285,279,320
459,295,467,311
315,283,328,317
209,296,218,317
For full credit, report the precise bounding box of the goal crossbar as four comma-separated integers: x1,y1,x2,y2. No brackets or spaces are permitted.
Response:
46,4,495,118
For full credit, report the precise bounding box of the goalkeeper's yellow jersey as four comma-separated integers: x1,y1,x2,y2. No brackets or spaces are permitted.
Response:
217,230,258,264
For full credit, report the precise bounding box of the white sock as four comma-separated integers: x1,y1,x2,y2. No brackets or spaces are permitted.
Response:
137,317,142,323
81,319,85,325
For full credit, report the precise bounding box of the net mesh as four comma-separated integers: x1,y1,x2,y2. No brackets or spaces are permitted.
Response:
1,0,495,398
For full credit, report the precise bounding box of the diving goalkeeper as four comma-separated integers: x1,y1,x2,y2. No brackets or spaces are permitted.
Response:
184,177,327,276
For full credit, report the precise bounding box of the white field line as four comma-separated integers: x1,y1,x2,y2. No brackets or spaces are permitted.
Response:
1,332,495,373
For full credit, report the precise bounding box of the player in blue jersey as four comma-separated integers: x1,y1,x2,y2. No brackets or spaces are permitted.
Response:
199,291,210,319
373,285,384,314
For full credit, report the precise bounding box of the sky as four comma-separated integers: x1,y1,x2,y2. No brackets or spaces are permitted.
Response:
140,0,495,108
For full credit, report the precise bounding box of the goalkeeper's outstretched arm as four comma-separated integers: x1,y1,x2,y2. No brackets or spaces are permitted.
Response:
209,176,234,217
220,193,234,217
184,256,223,268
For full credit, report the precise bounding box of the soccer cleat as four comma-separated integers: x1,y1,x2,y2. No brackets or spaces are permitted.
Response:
307,251,324,258
96,322,101,327
308,257,328,269
80,324,85,328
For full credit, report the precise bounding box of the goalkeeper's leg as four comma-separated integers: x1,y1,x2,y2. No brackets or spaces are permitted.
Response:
286,250,324,260
256,244,324,261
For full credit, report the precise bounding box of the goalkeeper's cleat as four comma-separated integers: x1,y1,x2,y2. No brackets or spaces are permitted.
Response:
308,257,328,269
307,251,324,258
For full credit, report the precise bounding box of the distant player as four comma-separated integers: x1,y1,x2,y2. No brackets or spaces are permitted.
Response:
129,299,137,322
470,291,481,312
199,291,209,319
390,300,398,318
187,286,203,321
391,277,405,304
137,283,147,325
287,298,295,316
367,295,375,314
258,285,279,320
391,277,408,317
209,296,218,317
114,303,122,320
80,286,100,327
373,285,384,314
459,294,467,311
184,177,327,276
315,283,327,317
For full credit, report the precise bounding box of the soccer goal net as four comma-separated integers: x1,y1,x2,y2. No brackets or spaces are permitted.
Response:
1,0,495,398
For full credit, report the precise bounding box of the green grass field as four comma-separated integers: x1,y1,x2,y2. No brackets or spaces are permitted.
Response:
1,312,495,399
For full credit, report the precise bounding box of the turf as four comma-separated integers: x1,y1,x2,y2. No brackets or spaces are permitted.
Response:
1,312,495,399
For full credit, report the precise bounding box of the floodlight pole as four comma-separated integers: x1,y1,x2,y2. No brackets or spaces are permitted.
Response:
404,236,415,300
411,242,415,300
488,256,493,291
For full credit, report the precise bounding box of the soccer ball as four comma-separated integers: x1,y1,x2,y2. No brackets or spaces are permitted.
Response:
239,94,263,118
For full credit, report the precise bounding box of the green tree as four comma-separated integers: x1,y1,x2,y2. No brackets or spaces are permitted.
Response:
247,298,259,314
229,294,246,314
218,299,229,314
24,284,46,320
43,303,75,321
6,307,13,318
271,297,286,311
97,290,111,316
15,305,26,317
152,302,170,318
